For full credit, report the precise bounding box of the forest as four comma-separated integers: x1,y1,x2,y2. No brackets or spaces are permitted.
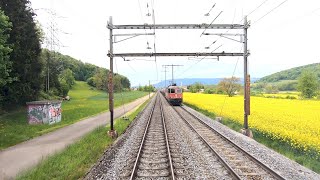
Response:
0,0,130,111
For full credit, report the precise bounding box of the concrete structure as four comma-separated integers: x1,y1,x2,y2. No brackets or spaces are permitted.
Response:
26,101,62,125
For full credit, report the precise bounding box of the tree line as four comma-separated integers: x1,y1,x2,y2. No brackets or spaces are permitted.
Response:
0,0,130,111
189,72,319,99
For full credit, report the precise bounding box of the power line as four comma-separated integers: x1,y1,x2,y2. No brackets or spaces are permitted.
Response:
219,46,243,117
176,44,222,78
151,0,158,81
252,0,290,25
247,0,270,18
204,3,216,16
204,8,237,50
201,10,223,36
137,0,151,48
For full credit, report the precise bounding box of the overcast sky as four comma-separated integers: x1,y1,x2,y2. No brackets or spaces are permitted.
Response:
30,0,320,86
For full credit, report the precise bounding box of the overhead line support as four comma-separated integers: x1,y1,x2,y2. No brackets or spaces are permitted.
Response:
109,52,244,57
108,24,244,30
107,16,251,138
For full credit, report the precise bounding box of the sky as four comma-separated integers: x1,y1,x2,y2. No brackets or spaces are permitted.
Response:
30,0,320,86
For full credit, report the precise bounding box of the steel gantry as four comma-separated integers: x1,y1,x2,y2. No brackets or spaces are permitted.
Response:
107,16,251,137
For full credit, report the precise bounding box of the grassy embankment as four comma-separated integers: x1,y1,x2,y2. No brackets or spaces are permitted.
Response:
0,81,147,149
17,96,151,179
184,93,320,173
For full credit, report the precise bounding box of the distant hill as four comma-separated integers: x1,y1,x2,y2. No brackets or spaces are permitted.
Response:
258,63,320,83
153,78,260,88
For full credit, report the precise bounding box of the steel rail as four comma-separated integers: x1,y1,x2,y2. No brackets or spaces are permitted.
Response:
159,97,175,180
180,105,286,180
129,94,158,180
172,106,241,180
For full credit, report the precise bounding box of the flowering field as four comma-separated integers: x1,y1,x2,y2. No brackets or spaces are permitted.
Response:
184,93,320,155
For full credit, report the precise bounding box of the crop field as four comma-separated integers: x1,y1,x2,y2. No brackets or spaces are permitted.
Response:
184,93,320,156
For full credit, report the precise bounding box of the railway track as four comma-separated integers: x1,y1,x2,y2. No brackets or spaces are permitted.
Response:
129,94,175,179
173,105,286,180
86,92,319,180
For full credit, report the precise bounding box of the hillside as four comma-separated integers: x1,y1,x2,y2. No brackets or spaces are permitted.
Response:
153,78,260,88
258,63,320,83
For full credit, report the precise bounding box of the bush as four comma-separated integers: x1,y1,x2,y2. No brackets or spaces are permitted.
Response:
204,88,215,94
87,77,95,87
39,91,51,100
59,80,70,97
286,95,297,99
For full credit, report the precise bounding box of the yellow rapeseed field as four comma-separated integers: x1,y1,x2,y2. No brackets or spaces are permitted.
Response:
184,93,320,154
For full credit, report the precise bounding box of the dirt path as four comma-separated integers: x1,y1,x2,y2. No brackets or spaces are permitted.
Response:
0,94,152,179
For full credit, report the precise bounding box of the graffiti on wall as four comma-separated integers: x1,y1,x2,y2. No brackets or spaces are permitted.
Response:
28,105,46,124
48,103,62,124
27,102,62,125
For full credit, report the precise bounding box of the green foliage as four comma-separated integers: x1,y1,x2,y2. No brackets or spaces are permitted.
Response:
297,71,319,99
59,69,75,89
92,68,108,90
59,80,69,97
217,77,241,97
86,77,95,87
138,84,155,92
0,9,14,88
188,82,204,93
253,80,298,92
204,88,215,94
17,98,150,179
0,81,148,149
41,50,130,96
258,63,320,83
264,84,279,94
0,0,42,109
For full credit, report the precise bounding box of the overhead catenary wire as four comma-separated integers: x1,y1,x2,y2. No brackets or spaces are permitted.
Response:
219,46,243,117
201,10,223,37
204,8,237,50
151,0,158,81
137,0,151,48
204,3,216,16
115,58,128,120
176,44,223,79
151,0,156,49
252,0,290,26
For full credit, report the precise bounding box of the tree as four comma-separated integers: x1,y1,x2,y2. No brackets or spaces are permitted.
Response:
264,84,279,94
93,69,108,90
59,69,75,89
297,71,319,99
188,82,204,93
0,0,42,107
0,9,14,88
217,77,241,97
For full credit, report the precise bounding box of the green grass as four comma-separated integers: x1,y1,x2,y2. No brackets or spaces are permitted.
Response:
17,97,150,179
0,81,147,150
184,102,320,173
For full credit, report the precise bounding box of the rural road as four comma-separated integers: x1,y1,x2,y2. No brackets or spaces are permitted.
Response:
0,93,153,179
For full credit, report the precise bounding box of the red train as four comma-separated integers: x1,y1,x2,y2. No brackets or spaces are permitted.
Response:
161,85,183,106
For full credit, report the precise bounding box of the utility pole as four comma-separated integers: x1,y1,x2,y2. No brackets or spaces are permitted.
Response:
162,65,183,85
107,16,117,138
149,80,151,98
162,66,168,88
242,16,252,137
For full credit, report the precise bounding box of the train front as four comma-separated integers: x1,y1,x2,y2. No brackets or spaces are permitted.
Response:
166,86,183,106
